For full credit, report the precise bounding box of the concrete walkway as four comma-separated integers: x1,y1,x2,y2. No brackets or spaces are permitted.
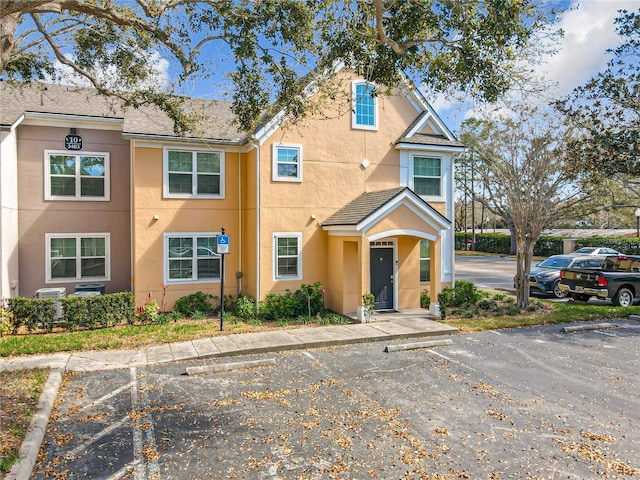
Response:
0,311,458,373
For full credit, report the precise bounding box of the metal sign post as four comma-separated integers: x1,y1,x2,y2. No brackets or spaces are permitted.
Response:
217,228,230,331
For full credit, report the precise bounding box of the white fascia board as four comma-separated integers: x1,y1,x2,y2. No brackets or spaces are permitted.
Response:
323,226,360,236
401,81,458,141
395,143,465,154
123,133,245,147
22,112,123,130
368,229,438,242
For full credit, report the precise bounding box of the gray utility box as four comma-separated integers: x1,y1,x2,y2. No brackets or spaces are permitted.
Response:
35,287,66,319
74,283,105,295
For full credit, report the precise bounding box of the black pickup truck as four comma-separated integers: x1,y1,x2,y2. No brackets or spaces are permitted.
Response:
558,254,640,307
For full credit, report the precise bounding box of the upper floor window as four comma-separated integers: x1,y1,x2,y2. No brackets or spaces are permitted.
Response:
274,233,302,280
272,144,302,182
163,149,224,198
413,156,441,197
45,151,110,201
352,81,377,130
46,233,110,282
164,233,221,284
420,240,431,283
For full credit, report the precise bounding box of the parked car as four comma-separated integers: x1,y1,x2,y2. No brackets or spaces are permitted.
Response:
529,254,606,298
572,247,619,256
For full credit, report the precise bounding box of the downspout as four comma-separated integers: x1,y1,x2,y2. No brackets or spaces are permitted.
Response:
238,150,242,297
129,139,135,296
254,142,261,300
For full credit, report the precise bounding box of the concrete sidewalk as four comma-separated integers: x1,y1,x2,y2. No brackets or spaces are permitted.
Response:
0,311,458,373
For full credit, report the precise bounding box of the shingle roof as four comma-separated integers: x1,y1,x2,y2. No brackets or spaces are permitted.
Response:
395,132,464,148
0,81,247,143
322,187,407,226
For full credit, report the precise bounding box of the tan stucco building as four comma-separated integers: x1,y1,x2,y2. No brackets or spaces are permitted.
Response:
0,70,463,317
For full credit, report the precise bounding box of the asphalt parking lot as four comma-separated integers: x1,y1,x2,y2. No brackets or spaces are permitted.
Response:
34,321,639,480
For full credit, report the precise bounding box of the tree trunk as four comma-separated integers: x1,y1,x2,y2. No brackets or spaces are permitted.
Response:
0,12,19,73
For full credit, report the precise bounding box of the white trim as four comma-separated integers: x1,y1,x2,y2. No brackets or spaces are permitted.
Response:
368,229,437,242
163,232,222,285
45,233,111,283
271,143,303,182
162,147,225,199
395,143,465,154
44,150,111,201
369,237,398,310
273,232,302,281
351,80,378,131
410,154,444,202
21,112,123,130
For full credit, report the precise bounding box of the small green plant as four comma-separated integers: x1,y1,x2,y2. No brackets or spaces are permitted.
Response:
136,300,159,324
234,295,258,320
174,291,213,316
420,290,431,309
189,310,207,320
362,292,375,321
274,317,289,327
296,315,313,325
0,308,12,336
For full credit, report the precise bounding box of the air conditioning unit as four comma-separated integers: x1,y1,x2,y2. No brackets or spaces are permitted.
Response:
35,287,66,319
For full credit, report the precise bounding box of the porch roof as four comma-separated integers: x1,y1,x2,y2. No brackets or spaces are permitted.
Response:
321,187,450,231
395,132,464,148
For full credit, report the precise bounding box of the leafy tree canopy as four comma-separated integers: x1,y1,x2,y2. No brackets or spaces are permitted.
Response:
557,8,640,176
1,0,561,134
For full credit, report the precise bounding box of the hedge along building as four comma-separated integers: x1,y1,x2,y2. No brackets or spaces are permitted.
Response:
0,68,464,317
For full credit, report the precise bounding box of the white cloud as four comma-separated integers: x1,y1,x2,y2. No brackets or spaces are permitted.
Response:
51,51,171,91
430,0,636,132
536,0,636,97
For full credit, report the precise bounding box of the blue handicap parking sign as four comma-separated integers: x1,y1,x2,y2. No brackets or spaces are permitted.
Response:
217,235,230,254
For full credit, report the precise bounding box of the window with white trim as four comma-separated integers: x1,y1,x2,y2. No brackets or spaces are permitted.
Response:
46,233,110,282
420,240,431,283
164,233,221,283
45,151,110,201
272,144,302,182
274,233,302,280
163,149,224,198
413,156,441,197
352,81,377,130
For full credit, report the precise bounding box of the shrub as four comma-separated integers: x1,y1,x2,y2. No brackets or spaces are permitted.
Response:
234,295,258,321
0,308,12,336
174,291,214,316
420,290,431,309
437,281,483,318
136,299,160,324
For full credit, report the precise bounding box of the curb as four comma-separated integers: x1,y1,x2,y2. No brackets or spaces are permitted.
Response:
561,323,615,333
185,358,276,375
630,315,640,322
6,369,63,480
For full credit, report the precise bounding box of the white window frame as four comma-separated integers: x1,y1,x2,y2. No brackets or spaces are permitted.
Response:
411,155,443,200
351,80,378,131
272,143,303,182
163,232,222,285
420,239,431,284
273,232,302,281
163,148,225,199
44,150,110,201
45,233,111,283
